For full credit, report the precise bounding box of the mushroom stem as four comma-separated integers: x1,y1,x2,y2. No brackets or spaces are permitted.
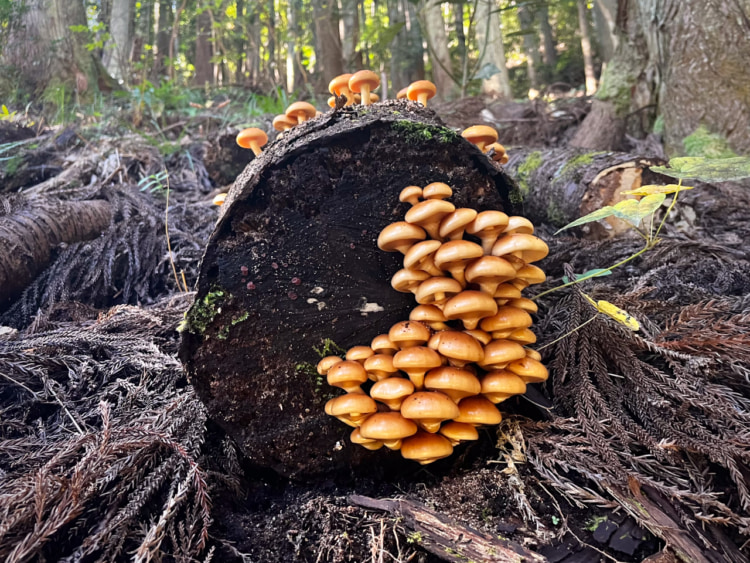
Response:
418,92,429,106
248,141,263,156
360,85,372,105
342,87,354,106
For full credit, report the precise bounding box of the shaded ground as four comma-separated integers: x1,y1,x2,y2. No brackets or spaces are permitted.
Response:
0,97,748,562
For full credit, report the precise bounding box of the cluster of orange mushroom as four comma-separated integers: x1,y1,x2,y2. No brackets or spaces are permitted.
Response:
318,182,548,464
462,124,509,165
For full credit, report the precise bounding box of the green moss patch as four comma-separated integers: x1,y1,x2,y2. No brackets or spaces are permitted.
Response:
391,120,460,144
682,125,737,158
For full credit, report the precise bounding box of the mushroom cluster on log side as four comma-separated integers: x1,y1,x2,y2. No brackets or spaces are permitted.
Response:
319,183,548,464
180,101,526,479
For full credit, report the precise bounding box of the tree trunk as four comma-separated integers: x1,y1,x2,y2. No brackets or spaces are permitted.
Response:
1,0,117,97
593,0,617,62
573,0,750,155
193,6,213,87
312,0,344,92
0,196,112,309
179,103,517,479
404,0,426,84
103,0,134,83
503,146,666,235
577,0,597,95
246,5,261,87
151,0,172,81
517,3,542,91
422,1,459,100
340,0,360,71
474,0,512,98
538,2,556,69
453,3,466,70
286,0,304,92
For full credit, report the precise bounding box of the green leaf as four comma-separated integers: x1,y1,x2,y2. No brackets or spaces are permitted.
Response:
554,206,617,234
612,194,666,224
621,184,694,196
562,269,612,284
651,156,750,182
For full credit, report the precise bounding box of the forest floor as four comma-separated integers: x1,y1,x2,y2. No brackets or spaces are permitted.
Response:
1,95,748,563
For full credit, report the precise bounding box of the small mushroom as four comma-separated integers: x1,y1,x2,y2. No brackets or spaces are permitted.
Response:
327,96,336,109
515,264,547,286
507,356,549,383
346,345,374,365
415,277,463,309
442,290,498,330
235,127,268,156
364,354,399,382
378,222,427,254
370,377,415,410
409,304,450,331
439,421,479,445
272,114,296,133
424,366,481,402
429,330,484,367
212,193,227,206
461,125,498,152
399,185,423,206
371,334,399,356
465,256,517,296
455,395,503,426
349,70,380,105
466,211,510,254
396,87,409,100
491,233,549,263
439,208,478,241
504,216,535,234
401,392,460,433
317,355,343,375
463,329,492,346
481,370,527,403
285,101,318,124
393,346,443,389
405,199,456,240
404,240,444,277
329,73,354,105
493,283,523,301
369,93,380,103
505,298,538,313
406,80,437,107
325,393,378,427
434,240,484,287
507,327,537,345
525,348,542,361
326,360,369,394
401,431,454,464
391,268,431,295
487,142,509,164
422,182,453,201
350,427,384,450
480,306,533,335
478,340,527,371
359,412,418,449
388,320,432,350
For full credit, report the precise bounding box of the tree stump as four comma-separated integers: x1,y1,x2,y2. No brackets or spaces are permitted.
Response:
180,102,517,479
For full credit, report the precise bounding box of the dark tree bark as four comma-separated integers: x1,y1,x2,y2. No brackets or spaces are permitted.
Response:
151,0,173,81
1,0,117,97
312,0,344,91
538,2,557,69
573,0,750,154
193,6,214,86
517,3,542,91
180,102,518,479
0,196,112,309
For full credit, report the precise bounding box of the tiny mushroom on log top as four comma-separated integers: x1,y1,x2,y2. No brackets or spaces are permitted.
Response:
272,114,296,133
212,193,227,206
396,87,409,100
329,73,354,106
406,80,437,107
285,101,318,124
349,70,380,105
487,142,509,164
236,127,268,156
461,125,499,153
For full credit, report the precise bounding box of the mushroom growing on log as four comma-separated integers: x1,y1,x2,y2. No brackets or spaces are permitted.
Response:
180,102,518,479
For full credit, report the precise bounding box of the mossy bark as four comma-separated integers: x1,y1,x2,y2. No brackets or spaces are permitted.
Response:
180,102,517,479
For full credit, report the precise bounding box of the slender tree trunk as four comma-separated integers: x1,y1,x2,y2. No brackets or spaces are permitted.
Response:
312,0,344,91
577,0,597,95
103,0,135,83
517,3,541,91
474,0,511,98
131,0,152,81
453,3,466,68
573,0,750,154
193,6,213,86
151,0,172,81
404,0,425,83
538,1,556,81
1,0,117,97
593,0,617,62
422,1,458,100
340,0,360,71
246,5,261,87
267,0,278,86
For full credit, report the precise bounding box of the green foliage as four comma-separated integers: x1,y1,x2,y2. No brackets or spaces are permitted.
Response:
138,171,169,194
0,104,15,121
682,126,737,159
184,288,228,335
651,156,750,183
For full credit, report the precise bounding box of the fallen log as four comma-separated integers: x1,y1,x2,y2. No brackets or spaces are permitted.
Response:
503,147,666,236
0,194,112,309
349,494,546,563
179,102,518,479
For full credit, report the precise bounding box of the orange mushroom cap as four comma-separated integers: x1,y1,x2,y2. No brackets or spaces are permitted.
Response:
461,125,498,152
349,70,380,105
285,101,317,124
407,80,437,107
236,127,268,156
